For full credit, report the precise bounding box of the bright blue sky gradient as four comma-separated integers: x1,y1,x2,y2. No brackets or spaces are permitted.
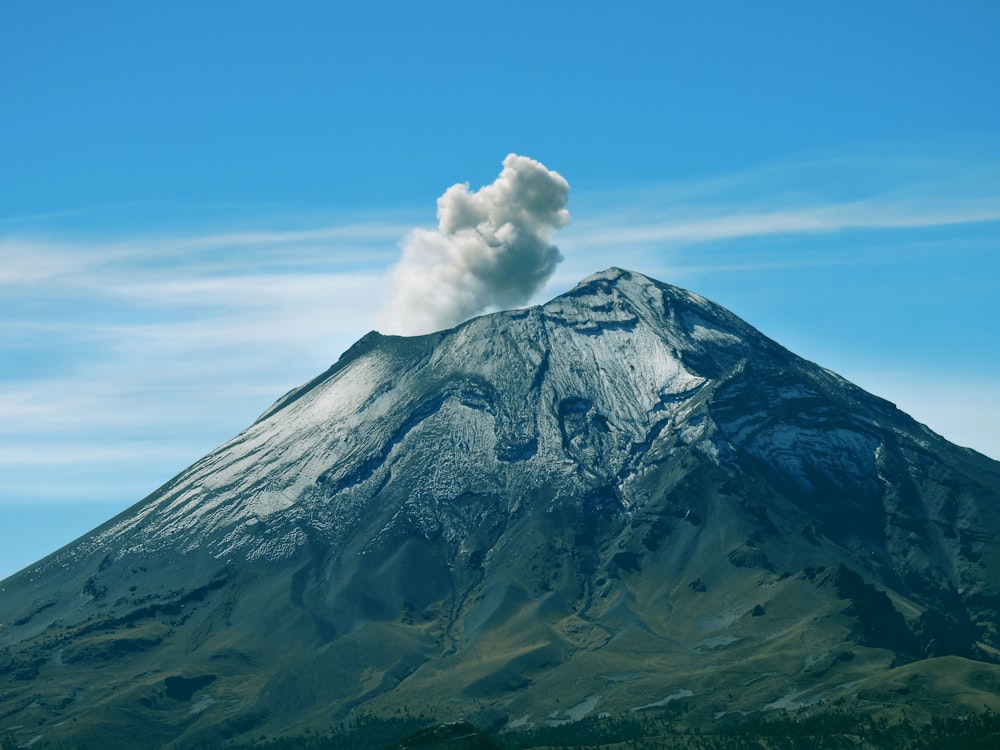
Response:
2,1,999,579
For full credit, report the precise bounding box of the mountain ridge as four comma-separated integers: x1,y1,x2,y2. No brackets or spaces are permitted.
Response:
2,267,999,749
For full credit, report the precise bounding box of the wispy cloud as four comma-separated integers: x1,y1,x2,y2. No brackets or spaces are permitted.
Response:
564,198,1000,249
0,221,405,287
0,219,399,516
546,149,1000,293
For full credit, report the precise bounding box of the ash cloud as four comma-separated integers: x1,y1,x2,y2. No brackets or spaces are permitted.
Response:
380,154,570,335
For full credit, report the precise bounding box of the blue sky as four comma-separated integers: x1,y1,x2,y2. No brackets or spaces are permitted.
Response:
2,1,999,579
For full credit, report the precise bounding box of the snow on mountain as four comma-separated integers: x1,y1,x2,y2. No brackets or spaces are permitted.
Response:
3,268,1000,750
36,267,993,592
77,269,729,561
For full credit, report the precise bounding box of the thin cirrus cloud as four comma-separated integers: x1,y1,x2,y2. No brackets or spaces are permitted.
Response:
562,197,1000,252
557,144,1000,266
0,221,406,287
0,224,396,509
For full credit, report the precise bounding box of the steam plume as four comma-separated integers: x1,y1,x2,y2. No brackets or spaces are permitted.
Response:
380,154,570,335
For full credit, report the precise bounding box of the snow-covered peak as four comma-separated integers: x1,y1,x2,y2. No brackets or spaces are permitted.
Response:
60,267,931,573
81,269,741,563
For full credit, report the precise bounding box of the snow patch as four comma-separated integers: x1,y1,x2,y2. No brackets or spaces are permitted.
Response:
691,324,741,345
630,689,695,711
546,694,602,725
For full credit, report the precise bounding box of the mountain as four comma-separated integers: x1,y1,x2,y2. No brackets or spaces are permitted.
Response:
3,267,1000,749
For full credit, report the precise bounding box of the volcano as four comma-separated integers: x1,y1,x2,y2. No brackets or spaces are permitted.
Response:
2,268,1000,748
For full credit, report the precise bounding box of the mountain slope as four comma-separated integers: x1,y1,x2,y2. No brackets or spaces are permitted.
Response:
2,268,1000,748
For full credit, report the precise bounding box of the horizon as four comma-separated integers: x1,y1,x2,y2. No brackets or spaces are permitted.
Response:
2,1,999,580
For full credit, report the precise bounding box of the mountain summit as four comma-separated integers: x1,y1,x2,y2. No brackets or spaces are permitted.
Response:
3,268,1000,748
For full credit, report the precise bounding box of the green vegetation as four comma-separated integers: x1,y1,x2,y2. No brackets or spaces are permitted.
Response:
501,713,649,748
165,710,1000,750
389,722,502,749
909,713,1000,750
192,715,436,750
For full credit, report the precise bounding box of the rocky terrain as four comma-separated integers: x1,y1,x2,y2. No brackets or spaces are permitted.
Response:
2,268,999,749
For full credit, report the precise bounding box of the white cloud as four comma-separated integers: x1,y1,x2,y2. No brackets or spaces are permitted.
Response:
0,221,404,289
379,154,571,335
561,197,1000,252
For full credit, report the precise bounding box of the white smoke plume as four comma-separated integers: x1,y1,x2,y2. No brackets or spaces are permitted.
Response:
380,154,570,335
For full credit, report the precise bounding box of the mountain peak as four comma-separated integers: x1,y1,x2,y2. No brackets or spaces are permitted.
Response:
553,266,729,325
561,266,662,303
576,265,632,283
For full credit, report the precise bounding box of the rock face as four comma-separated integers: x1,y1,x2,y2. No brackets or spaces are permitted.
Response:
3,268,1000,748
